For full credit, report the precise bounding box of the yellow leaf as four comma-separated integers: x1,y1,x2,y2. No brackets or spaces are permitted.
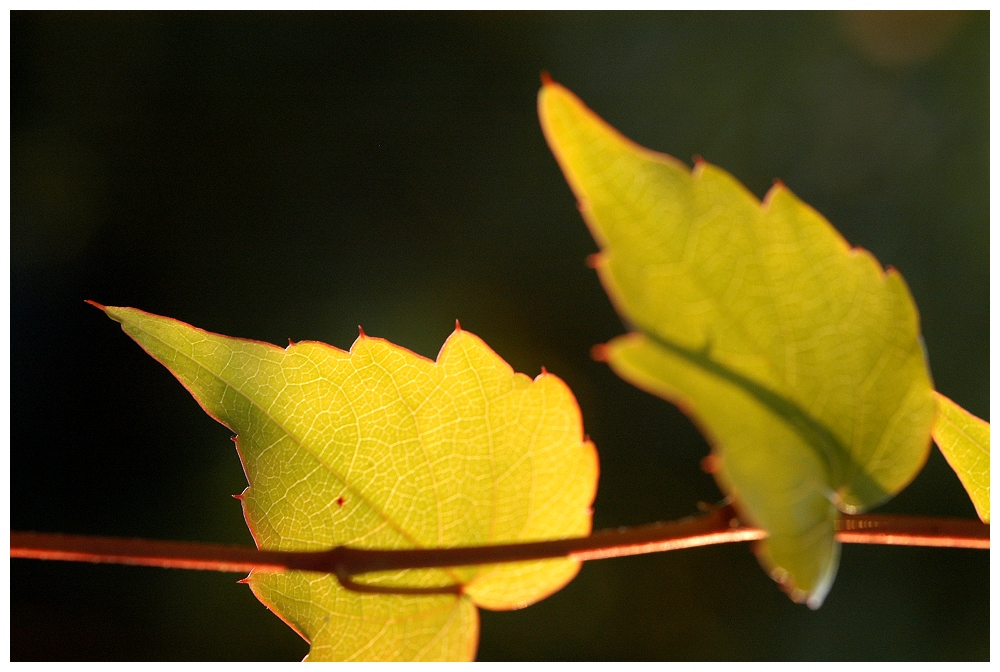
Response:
538,79,935,608
933,392,989,522
100,305,598,660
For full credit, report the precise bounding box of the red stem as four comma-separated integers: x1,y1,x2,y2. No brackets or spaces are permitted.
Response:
11,507,988,593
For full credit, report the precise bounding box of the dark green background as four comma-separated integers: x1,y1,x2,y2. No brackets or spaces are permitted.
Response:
11,11,988,661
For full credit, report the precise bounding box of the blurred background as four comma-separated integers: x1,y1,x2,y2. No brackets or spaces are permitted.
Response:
11,11,988,661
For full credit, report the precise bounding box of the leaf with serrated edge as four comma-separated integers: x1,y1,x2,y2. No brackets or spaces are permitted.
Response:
933,392,989,523
98,305,598,661
538,80,934,608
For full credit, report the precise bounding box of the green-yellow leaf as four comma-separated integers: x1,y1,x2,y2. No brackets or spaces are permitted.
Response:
538,80,935,608
98,305,598,661
933,392,990,522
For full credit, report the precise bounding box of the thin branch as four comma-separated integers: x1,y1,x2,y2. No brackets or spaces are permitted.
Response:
10,507,988,594
10,508,988,575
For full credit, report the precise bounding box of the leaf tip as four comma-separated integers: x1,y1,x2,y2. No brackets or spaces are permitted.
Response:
590,343,609,362
287,338,297,348
455,319,462,332
539,70,554,86
585,253,603,269
700,454,721,474
540,365,548,376
762,178,788,208
762,550,836,610
357,325,367,338
232,493,244,501
84,299,107,312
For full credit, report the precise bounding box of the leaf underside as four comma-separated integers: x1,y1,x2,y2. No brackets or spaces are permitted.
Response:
538,81,935,607
101,306,598,661
932,392,990,523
